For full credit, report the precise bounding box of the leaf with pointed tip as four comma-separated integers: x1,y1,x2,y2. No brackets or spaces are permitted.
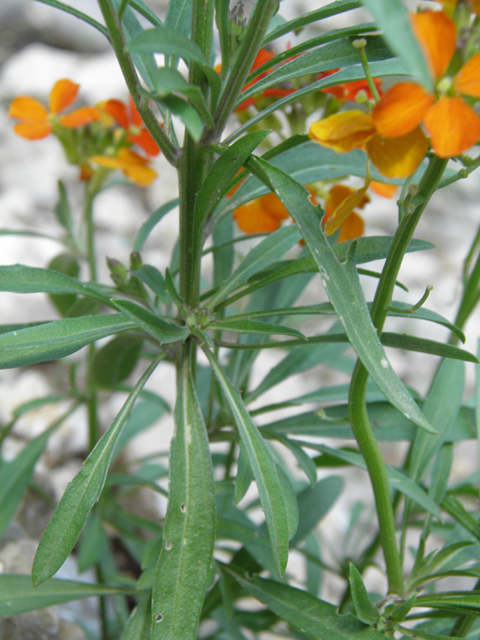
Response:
129,25,208,65
112,299,189,344
151,360,215,640
134,198,179,252
349,564,380,625
209,318,306,340
32,357,163,585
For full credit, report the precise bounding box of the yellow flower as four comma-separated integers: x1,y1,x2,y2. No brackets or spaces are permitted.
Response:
90,148,157,187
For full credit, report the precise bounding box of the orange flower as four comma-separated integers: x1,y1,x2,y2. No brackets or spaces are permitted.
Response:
90,148,157,186
104,96,160,156
9,79,99,140
318,69,383,101
233,192,290,233
236,48,276,111
309,110,429,178
323,184,369,241
370,181,397,199
372,11,480,158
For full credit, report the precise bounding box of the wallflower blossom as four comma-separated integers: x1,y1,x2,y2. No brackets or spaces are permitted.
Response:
103,96,160,156
309,110,429,178
317,69,383,101
90,148,157,186
323,184,369,240
9,79,99,140
372,11,480,158
233,192,290,233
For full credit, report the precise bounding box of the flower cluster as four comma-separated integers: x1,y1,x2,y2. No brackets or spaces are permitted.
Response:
9,80,160,187
309,9,480,178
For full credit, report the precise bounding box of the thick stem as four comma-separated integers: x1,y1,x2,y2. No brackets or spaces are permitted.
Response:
348,156,448,596
98,0,180,166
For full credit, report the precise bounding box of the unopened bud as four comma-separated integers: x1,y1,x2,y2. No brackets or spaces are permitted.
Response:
352,38,367,49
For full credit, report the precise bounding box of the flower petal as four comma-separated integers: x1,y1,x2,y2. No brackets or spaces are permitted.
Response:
90,155,129,170
9,97,48,122
59,107,100,128
128,129,160,156
309,110,376,153
13,122,52,140
410,10,456,81
370,181,397,198
49,79,79,114
454,51,480,98
338,212,365,243
233,200,281,234
372,82,434,137
259,193,290,221
128,96,143,127
423,96,480,157
323,182,369,236
123,164,157,186
104,99,131,129
366,128,429,178
117,148,150,165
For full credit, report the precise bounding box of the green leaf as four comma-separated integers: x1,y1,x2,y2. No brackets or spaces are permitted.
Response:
31,0,108,37
93,335,143,387
0,574,131,616
387,302,465,344
292,476,344,546
54,180,75,238
32,356,163,585
202,346,289,577
359,0,432,89
415,591,480,615
349,564,380,625
0,264,108,303
111,299,190,344
134,198,179,252
209,318,306,340
131,265,169,304
165,0,192,36
235,442,254,505
207,225,302,309
195,131,270,231
441,494,480,541
247,155,434,434
0,314,135,369
129,25,208,64
77,511,109,573
263,0,361,44
0,411,70,539
155,93,204,140
276,465,299,541
151,358,215,640
121,594,152,640
298,442,442,520
381,334,477,363
390,593,417,622
226,571,387,640
115,399,169,455
271,434,317,487
45,253,80,315
213,214,235,287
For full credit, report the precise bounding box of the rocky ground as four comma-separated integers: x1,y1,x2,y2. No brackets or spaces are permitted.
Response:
0,1,479,638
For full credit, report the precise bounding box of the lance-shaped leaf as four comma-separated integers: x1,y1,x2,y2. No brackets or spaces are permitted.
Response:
32,355,164,586
207,225,302,309
134,198,179,252
201,345,289,577
0,264,108,302
151,358,215,640
121,594,152,640
129,25,208,64
246,155,434,434
0,575,132,617
0,314,136,369
349,564,380,625
112,299,190,343
226,570,388,640
208,318,306,340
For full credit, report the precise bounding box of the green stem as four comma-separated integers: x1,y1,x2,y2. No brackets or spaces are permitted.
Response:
454,240,480,336
97,0,180,166
85,186,97,282
206,0,280,144
348,156,447,597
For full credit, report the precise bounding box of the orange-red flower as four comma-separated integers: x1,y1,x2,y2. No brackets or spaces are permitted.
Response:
235,48,276,111
318,69,383,102
9,79,99,140
372,11,480,158
104,96,160,156
233,192,290,233
90,148,157,187
323,184,369,241
309,110,429,178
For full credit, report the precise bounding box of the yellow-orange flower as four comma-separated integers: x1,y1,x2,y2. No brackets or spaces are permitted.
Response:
323,184,369,241
233,192,290,234
90,148,157,187
372,11,480,158
9,79,99,140
104,96,160,157
309,110,429,178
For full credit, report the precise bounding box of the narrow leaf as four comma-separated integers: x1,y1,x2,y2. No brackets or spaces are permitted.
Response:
111,299,189,344
134,198,179,252
201,345,289,577
151,356,216,639
349,564,380,625
32,355,164,585
129,25,208,65
131,265,169,304
0,314,135,369
235,442,254,505
247,155,434,434
209,318,306,340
